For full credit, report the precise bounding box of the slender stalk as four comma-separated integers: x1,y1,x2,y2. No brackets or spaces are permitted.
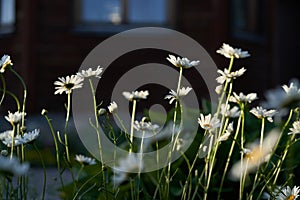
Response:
0,74,6,106
64,92,71,163
33,143,46,200
239,105,245,200
10,125,16,158
216,56,234,117
43,112,64,189
218,113,243,199
129,100,137,153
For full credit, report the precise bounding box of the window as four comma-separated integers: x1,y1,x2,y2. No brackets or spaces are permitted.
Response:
230,0,266,42
0,0,15,34
74,0,175,33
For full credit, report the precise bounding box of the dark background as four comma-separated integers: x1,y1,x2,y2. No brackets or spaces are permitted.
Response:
0,0,299,114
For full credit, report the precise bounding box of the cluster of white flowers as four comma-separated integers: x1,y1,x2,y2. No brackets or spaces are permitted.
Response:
216,43,250,59
54,66,103,95
5,111,26,125
0,155,29,176
122,90,149,101
0,129,40,147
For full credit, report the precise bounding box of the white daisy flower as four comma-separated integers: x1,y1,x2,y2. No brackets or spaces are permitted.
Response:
0,130,13,140
5,111,26,125
133,120,160,132
165,87,192,104
216,67,247,84
54,75,84,95
75,154,96,165
274,186,300,200
108,101,118,113
250,106,277,122
0,54,13,73
167,54,200,68
288,120,300,135
229,129,280,181
22,129,40,143
263,80,300,109
220,104,240,118
0,155,30,176
229,92,258,104
122,90,149,101
198,113,221,131
2,135,25,147
216,43,250,59
112,154,143,185
77,66,103,78
218,122,234,142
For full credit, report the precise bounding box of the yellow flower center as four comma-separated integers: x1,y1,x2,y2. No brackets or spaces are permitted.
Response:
286,195,295,200
203,124,212,129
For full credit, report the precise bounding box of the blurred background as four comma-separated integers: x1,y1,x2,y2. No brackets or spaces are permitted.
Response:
0,0,299,113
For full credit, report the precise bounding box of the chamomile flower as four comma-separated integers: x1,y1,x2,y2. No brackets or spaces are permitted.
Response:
274,186,300,200
216,43,250,59
0,54,13,73
122,90,149,101
108,101,118,113
5,111,26,125
263,80,300,109
0,155,30,176
0,130,13,140
2,135,25,147
165,87,192,104
250,106,277,122
167,54,200,68
75,154,96,165
112,154,143,185
229,92,258,104
22,129,40,143
220,104,240,118
288,120,300,135
216,67,246,84
229,129,280,181
77,66,103,78
54,75,84,95
198,113,221,131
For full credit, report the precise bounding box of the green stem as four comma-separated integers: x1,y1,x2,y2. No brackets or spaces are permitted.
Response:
239,105,245,200
33,143,46,200
129,100,137,153
218,112,243,200
0,74,6,106
64,92,71,163
10,125,16,158
43,113,64,189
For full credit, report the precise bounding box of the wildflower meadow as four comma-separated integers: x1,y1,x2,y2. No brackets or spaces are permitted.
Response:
1,43,300,200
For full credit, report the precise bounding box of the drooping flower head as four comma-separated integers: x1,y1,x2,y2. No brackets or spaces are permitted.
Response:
165,86,192,104
216,43,250,59
75,154,96,165
220,104,240,118
218,122,234,142
77,66,103,79
167,54,200,69
54,75,84,95
122,90,149,101
0,54,13,73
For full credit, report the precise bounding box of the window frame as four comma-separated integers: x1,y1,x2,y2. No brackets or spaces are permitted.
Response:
72,0,177,35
